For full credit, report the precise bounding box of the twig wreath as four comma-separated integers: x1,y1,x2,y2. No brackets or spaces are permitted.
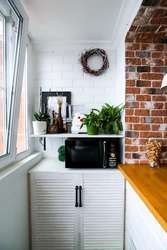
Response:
79,48,109,76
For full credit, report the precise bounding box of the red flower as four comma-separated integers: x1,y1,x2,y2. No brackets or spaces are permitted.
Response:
80,119,83,122
78,116,80,119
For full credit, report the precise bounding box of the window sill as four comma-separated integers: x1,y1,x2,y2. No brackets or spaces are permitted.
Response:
0,152,42,180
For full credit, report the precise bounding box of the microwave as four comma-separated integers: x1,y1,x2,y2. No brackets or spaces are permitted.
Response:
65,138,120,168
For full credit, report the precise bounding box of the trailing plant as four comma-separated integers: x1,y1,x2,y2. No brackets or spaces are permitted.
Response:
100,103,125,134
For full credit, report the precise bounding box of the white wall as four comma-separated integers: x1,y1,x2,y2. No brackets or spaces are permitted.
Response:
0,153,42,250
125,182,167,250
115,42,125,106
115,41,126,164
32,43,125,156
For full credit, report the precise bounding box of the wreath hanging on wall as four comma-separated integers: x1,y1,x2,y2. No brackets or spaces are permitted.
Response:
79,48,109,76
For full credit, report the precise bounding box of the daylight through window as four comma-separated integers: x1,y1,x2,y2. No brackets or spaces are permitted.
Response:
0,0,23,158
16,47,28,154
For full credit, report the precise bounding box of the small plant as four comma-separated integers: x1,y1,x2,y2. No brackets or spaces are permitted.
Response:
58,146,65,162
80,108,101,129
34,111,50,126
34,112,42,121
33,112,49,135
34,111,45,121
100,103,125,134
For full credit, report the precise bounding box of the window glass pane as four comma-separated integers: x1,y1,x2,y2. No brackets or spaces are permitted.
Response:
0,16,4,156
16,48,27,154
0,0,23,158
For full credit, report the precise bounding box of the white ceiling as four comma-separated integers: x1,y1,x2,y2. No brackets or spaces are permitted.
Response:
20,0,142,47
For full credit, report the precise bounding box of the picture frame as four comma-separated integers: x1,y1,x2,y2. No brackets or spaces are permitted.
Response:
42,91,71,118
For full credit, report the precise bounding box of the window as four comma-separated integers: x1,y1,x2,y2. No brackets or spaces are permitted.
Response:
0,0,28,169
16,47,27,154
0,16,4,156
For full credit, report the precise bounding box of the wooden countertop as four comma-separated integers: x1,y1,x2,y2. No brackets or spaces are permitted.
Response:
118,164,167,232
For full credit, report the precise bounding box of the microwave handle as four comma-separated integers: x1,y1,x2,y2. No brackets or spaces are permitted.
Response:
103,141,107,168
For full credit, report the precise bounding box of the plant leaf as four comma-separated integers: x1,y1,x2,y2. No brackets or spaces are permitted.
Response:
113,121,119,134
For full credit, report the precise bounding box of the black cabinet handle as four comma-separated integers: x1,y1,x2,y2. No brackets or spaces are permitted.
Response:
75,186,78,207
79,186,82,207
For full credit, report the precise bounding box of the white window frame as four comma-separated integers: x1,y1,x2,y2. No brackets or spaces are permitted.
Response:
0,0,29,169
16,45,28,156
16,43,34,162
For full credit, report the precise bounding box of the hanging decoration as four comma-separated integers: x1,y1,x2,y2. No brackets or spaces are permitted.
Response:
79,48,109,76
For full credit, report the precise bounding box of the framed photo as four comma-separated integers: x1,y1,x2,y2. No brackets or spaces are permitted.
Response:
42,91,71,118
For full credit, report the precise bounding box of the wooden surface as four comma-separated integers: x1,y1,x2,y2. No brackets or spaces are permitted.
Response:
118,164,167,232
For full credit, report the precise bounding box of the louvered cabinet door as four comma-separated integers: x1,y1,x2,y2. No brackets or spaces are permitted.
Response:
29,173,77,250
81,173,125,250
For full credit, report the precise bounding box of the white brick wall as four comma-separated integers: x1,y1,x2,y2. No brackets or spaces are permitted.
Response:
33,43,125,156
125,182,167,250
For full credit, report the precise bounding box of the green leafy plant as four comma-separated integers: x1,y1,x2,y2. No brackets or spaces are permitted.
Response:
80,108,101,129
34,111,50,125
34,111,43,121
100,103,125,134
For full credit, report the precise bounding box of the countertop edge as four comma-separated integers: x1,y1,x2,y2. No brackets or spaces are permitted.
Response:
118,164,167,233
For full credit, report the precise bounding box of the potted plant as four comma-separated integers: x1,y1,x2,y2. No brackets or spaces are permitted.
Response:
33,111,48,135
100,103,125,134
80,108,101,135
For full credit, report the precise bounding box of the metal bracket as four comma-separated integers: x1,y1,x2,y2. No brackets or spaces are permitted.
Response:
39,137,46,150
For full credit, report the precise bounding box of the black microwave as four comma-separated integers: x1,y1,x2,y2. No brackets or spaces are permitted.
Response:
65,138,120,168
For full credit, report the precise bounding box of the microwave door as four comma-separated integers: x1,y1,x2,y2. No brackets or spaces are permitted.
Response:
103,141,107,168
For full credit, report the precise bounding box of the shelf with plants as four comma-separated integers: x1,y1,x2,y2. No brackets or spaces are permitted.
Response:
31,101,125,150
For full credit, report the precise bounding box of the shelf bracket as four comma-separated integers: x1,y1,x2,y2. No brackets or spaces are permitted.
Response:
39,137,46,150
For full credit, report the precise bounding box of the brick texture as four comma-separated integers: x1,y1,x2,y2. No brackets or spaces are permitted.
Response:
125,0,167,164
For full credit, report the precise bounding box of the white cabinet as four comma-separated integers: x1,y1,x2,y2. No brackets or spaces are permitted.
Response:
29,168,124,250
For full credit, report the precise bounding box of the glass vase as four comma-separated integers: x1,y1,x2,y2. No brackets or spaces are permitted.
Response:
57,106,63,133
146,140,163,168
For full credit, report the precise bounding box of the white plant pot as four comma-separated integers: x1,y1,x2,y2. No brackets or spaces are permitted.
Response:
32,121,47,135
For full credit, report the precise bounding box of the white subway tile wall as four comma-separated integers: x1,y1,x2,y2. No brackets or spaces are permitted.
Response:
33,45,120,156
125,182,167,250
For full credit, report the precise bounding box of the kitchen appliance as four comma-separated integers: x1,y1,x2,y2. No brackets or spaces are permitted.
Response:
65,138,120,168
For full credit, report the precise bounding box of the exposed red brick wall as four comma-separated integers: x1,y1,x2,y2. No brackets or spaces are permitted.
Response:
125,0,167,164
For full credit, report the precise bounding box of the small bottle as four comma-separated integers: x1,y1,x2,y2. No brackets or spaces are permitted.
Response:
67,122,71,133
57,106,63,133
48,110,58,134
63,120,67,133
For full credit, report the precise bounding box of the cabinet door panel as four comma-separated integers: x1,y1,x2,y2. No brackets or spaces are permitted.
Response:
82,173,124,250
30,173,76,250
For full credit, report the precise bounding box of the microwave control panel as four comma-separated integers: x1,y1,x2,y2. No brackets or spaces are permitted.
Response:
108,143,116,167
